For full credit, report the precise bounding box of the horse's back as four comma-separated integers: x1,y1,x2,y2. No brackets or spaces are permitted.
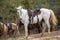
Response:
40,8,51,15
11,23,18,30
40,8,50,12
40,8,51,20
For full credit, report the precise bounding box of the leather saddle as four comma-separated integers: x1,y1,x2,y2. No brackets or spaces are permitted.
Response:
6,23,12,31
27,8,41,18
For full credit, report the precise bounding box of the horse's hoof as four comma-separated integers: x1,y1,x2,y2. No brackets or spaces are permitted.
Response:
26,36,28,39
24,36,28,40
41,33,43,37
48,32,51,34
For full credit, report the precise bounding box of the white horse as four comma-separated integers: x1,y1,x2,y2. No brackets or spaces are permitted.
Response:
16,6,58,37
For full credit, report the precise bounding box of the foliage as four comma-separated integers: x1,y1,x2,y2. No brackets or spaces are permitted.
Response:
0,0,60,24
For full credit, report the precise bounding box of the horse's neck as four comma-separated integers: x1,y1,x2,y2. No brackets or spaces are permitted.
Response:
21,8,28,17
20,8,29,24
22,8,27,13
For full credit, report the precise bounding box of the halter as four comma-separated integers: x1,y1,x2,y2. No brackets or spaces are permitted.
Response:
17,8,23,20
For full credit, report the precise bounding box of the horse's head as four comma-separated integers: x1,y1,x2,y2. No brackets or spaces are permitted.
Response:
16,6,28,21
16,6,23,19
16,6,22,13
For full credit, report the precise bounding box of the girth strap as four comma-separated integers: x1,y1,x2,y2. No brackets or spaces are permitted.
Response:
37,16,39,23
29,15,39,24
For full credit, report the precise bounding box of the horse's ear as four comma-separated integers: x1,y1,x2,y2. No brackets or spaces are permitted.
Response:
16,6,22,9
16,7,18,10
19,6,22,8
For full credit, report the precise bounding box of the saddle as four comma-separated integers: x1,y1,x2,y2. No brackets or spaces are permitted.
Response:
6,23,12,31
27,8,41,18
27,8,41,24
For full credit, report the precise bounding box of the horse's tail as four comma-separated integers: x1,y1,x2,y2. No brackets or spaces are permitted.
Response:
50,9,58,26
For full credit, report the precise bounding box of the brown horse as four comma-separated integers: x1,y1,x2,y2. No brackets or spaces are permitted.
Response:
5,23,20,36
0,22,8,36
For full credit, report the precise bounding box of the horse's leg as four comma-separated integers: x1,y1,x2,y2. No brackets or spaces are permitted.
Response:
11,30,16,37
16,26,20,36
13,29,19,37
3,25,8,37
28,24,31,35
46,21,50,34
48,22,50,34
37,23,42,33
38,20,43,33
37,25,41,33
24,23,28,38
43,15,50,34
41,22,46,36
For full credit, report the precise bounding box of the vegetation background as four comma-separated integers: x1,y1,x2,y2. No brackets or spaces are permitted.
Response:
0,0,60,28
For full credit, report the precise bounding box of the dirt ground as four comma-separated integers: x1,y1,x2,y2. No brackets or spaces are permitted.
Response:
0,30,60,40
